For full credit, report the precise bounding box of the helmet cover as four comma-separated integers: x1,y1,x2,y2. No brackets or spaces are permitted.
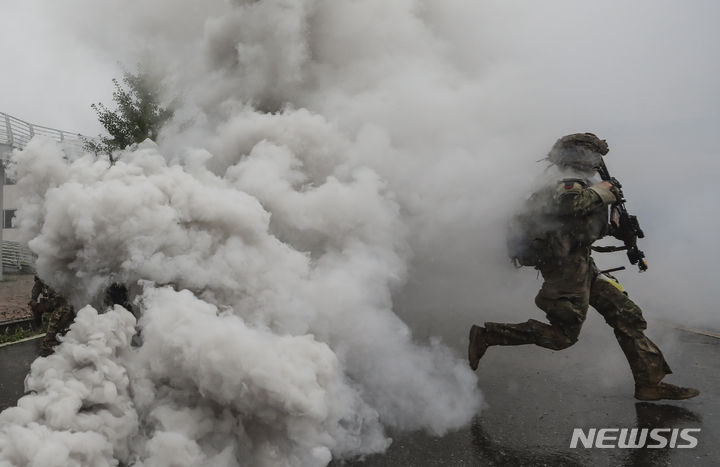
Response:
547,132,609,170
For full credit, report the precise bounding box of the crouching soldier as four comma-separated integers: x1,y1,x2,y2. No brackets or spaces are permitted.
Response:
28,276,75,356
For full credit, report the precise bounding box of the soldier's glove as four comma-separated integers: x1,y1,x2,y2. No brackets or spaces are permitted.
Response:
608,184,623,202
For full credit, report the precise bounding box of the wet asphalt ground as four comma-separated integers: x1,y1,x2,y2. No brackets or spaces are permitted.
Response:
343,319,719,467
1,321,717,467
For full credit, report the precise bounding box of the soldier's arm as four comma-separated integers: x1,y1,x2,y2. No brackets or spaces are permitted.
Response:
556,180,616,216
30,277,43,301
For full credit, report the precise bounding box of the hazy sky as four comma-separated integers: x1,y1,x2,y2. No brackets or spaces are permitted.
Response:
1,2,719,465
1,1,718,136
0,2,115,134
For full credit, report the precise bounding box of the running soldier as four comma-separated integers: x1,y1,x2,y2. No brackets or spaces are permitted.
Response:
468,133,699,401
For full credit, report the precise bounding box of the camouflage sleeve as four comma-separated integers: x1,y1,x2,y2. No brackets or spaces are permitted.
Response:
588,183,617,204
555,180,607,217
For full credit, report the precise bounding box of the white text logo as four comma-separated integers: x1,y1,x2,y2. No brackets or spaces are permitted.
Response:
570,428,700,449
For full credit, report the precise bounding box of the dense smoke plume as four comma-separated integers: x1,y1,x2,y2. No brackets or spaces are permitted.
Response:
1,1,719,466
2,117,479,464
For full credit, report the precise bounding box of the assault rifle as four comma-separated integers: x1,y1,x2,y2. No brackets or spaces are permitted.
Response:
594,159,648,271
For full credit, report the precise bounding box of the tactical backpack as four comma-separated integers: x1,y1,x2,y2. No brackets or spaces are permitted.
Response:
506,187,557,268
507,211,544,267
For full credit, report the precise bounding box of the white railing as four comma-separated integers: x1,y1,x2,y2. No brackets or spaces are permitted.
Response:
1,111,86,154
0,112,88,277
1,240,35,273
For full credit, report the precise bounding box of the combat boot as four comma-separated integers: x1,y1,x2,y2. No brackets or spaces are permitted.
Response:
634,382,700,401
468,325,490,370
39,335,58,357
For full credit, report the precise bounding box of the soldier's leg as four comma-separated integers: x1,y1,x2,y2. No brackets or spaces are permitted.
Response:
469,252,592,369
54,304,76,335
480,290,587,349
29,302,43,328
589,275,671,386
484,251,592,350
469,294,587,370
41,306,63,353
41,304,75,355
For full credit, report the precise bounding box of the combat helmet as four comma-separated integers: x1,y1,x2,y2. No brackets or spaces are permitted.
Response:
547,132,609,170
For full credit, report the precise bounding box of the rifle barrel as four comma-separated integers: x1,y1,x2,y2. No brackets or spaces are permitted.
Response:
600,266,626,274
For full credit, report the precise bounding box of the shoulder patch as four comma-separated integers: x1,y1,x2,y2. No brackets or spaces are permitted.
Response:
556,178,585,197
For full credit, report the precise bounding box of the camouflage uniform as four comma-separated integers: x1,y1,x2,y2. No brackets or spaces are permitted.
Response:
483,174,671,387
28,276,75,355
471,133,698,400
29,276,49,327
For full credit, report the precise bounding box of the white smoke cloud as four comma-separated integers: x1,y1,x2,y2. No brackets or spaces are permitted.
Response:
2,0,719,465
4,88,480,465
0,305,137,467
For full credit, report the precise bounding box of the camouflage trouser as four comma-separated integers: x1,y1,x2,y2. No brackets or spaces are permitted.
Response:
41,303,76,353
485,251,671,386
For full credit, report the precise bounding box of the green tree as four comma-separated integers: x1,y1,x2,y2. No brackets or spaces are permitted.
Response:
85,69,173,163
